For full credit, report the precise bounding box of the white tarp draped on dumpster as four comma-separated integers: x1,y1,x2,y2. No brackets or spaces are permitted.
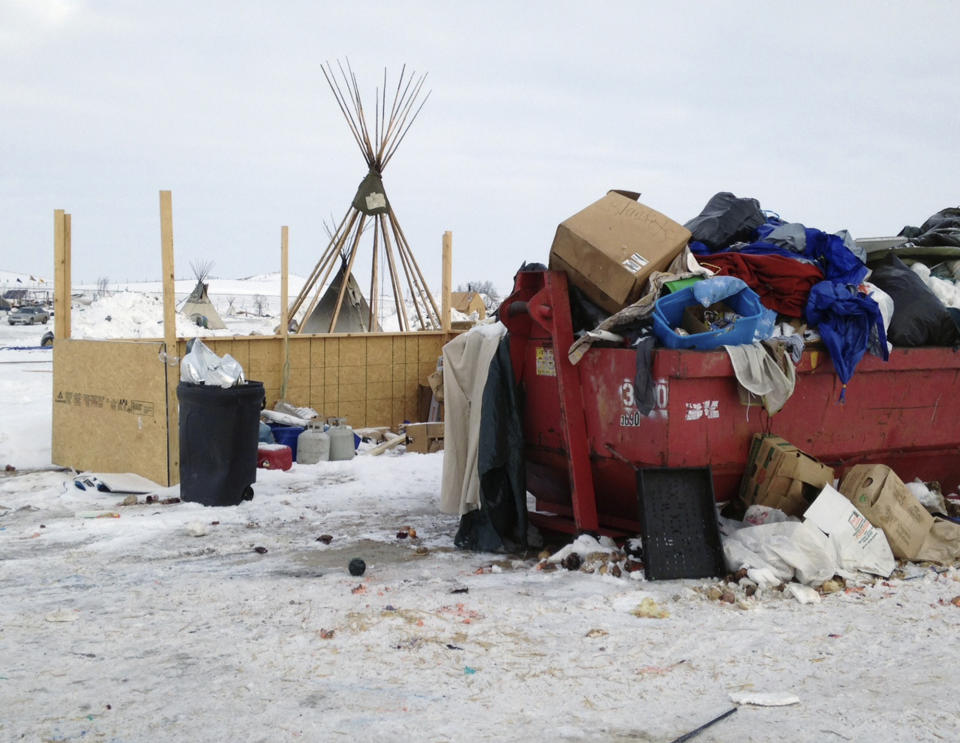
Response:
439,322,506,515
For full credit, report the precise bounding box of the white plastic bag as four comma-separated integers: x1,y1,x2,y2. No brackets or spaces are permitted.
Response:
803,485,895,578
744,504,793,526
180,339,246,388
722,521,837,586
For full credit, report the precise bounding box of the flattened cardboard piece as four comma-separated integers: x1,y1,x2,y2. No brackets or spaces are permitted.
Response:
915,518,960,564
739,434,835,517
839,464,935,560
548,191,690,314
804,485,895,578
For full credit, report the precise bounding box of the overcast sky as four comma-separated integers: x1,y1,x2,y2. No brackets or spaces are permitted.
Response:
2,0,958,295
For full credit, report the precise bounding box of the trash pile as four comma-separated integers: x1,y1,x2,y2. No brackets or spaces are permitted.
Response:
553,190,960,401
525,432,960,601
441,188,960,578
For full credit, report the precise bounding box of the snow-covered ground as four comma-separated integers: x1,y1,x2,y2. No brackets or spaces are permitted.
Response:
2,294,960,742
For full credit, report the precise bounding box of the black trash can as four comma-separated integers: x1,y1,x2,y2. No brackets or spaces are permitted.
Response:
177,380,265,507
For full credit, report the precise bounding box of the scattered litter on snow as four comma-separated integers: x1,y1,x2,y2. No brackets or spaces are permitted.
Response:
730,691,800,707
631,597,670,618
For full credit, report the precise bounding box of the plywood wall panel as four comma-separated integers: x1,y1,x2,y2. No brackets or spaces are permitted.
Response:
52,339,170,485
54,332,452,480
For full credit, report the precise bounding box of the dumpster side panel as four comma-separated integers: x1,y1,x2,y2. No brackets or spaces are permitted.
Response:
523,342,960,529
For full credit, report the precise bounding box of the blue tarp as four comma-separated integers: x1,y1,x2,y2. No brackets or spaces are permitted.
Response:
805,281,888,401
687,196,877,396
692,217,868,286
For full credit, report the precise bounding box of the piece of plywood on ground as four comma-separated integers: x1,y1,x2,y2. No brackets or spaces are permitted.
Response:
52,339,171,485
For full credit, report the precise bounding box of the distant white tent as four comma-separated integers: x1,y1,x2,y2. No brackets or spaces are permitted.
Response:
181,280,226,329
301,261,379,334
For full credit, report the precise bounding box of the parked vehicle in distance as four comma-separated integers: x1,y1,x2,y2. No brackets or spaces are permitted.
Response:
7,306,50,325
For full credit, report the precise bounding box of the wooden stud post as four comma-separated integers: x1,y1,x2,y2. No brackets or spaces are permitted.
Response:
159,190,178,485
63,213,72,338
281,226,289,338
442,231,452,333
53,210,67,341
280,226,289,399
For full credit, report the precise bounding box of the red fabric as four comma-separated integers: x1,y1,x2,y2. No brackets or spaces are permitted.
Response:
699,252,824,317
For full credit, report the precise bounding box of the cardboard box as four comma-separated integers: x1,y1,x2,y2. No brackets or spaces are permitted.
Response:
740,434,835,517
839,464,935,560
549,190,691,314
405,422,444,454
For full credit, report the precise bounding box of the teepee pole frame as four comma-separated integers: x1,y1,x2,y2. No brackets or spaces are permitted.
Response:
328,214,368,332
289,61,436,334
296,209,360,333
289,204,353,321
378,213,409,332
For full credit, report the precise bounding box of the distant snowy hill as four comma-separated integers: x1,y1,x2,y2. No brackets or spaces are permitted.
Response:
3,268,448,338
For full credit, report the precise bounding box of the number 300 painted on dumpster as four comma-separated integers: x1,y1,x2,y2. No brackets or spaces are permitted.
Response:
618,378,669,425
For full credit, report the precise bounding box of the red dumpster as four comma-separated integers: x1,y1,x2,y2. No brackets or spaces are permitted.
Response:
500,270,960,536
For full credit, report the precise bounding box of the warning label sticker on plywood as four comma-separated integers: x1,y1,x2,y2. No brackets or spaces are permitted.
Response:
55,391,155,417
535,347,556,377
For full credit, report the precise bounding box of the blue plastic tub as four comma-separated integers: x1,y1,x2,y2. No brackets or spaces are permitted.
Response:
269,425,304,460
653,286,763,350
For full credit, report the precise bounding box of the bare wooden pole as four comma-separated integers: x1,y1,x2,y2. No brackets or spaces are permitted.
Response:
392,223,440,328
327,214,367,332
280,225,290,399
387,216,427,329
442,231,453,333
378,213,409,332
53,210,67,341
391,214,442,323
296,208,361,334
288,204,352,319
368,218,380,331
281,226,289,338
63,213,72,339
159,190,178,486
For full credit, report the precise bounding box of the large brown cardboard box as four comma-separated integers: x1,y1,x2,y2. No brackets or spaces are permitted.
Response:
839,464,935,560
739,434,835,517
549,190,691,314
405,422,444,454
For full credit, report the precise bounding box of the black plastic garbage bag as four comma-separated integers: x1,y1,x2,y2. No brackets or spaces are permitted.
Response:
685,192,766,250
178,381,265,506
868,254,960,347
899,207,960,248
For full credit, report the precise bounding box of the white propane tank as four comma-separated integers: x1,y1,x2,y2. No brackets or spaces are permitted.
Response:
296,421,330,464
327,418,356,461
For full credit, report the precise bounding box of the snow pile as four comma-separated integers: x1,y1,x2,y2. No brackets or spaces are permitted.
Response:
70,292,274,339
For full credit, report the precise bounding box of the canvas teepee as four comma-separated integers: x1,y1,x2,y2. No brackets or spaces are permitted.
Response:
299,259,378,334
289,61,441,334
180,261,226,329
